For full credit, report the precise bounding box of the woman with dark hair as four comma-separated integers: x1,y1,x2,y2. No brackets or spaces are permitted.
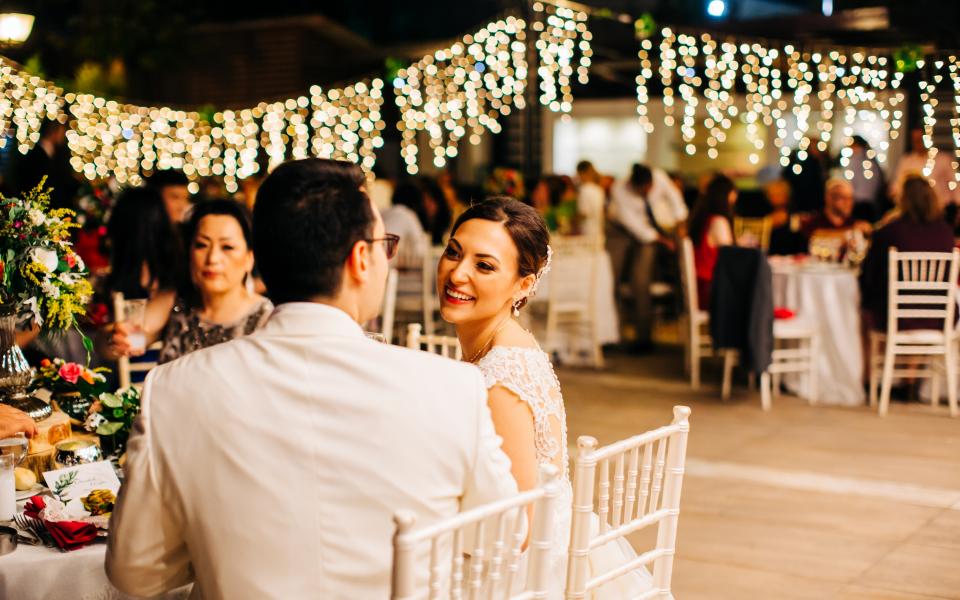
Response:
107,199,272,363
860,175,954,331
419,176,451,245
689,174,737,307
436,197,652,596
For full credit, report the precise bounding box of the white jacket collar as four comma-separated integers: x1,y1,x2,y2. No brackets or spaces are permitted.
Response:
260,302,365,338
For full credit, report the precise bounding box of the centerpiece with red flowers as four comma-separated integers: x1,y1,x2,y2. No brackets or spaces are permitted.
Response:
29,358,110,426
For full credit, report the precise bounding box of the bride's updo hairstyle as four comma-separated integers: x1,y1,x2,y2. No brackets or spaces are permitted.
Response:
449,197,550,309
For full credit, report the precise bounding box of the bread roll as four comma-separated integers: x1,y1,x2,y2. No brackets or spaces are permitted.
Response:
14,467,37,490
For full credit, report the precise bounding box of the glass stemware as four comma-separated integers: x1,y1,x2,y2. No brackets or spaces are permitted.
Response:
0,432,28,467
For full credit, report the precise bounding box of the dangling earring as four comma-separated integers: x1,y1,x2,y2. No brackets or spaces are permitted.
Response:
512,298,521,317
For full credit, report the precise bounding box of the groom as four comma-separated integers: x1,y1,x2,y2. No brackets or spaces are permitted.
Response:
106,159,518,599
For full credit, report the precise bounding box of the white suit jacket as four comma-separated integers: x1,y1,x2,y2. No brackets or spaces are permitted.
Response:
106,302,518,599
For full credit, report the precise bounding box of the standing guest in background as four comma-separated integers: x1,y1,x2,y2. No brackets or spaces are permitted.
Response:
890,128,960,215
146,169,192,224
607,164,674,351
383,180,428,263
5,118,78,211
530,174,576,233
576,160,607,239
106,158,517,599
689,174,736,308
418,177,451,245
860,175,954,335
105,200,271,364
765,180,806,255
845,136,887,223
784,139,829,213
801,178,871,239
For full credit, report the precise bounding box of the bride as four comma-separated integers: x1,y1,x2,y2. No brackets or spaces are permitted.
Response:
436,197,653,598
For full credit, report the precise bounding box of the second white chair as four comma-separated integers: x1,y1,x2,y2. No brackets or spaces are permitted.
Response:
406,323,462,360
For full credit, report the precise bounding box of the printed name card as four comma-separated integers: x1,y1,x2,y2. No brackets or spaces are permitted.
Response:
42,461,121,511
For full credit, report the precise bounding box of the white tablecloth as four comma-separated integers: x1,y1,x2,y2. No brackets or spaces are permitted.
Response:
0,540,191,600
771,261,865,406
528,250,620,363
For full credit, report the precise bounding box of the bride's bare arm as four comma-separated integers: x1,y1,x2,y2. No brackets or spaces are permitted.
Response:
487,384,537,546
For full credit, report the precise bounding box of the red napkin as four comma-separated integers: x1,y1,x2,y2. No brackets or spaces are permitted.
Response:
774,307,796,320
25,495,99,551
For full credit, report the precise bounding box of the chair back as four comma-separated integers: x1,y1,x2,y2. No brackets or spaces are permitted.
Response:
379,268,399,343
566,406,692,599
545,236,599,310
112,292,160,389
733,216,772,251
886,249,960,340
678,237,698,316
406,323,463,360
421,242,447,334
392,464,562,600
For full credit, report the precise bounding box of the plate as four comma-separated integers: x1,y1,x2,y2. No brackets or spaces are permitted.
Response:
15,483,45,502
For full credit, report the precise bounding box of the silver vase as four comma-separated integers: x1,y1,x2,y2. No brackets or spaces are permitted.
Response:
0,305,52,421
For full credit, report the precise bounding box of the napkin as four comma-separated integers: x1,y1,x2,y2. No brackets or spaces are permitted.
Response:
25,495,99,551
774,307,796,320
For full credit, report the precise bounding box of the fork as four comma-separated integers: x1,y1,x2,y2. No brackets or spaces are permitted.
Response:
12,514,43,546
14,513,64,552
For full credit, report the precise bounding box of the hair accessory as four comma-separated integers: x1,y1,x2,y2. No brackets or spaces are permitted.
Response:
528,244,553,298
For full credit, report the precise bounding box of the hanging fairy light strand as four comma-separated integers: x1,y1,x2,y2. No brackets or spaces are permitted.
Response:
636,37,653,132
532,1,591,114
949,57,960,189
393,16,528,174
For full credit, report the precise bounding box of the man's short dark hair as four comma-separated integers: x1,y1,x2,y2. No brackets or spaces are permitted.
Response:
629,163,653,189
252,158,373,303
146,169,189,190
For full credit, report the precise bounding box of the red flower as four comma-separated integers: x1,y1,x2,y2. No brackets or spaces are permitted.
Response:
58,362,82,384
65,253,76,268
40,359,51,368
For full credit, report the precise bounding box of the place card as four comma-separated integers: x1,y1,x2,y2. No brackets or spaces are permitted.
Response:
42,461,121,513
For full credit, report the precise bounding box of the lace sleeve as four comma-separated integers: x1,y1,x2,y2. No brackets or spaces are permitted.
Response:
477,347,569,479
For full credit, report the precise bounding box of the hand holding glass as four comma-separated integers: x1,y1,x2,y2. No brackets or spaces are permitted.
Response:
122,299,147,354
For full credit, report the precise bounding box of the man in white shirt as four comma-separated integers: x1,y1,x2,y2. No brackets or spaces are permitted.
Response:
106,158,518,599
606,163,681,350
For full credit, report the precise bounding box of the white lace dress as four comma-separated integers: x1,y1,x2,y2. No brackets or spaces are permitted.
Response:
477,346,655,598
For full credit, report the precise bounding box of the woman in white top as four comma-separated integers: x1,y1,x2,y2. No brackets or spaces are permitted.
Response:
381,181,428,266
436,197,653,598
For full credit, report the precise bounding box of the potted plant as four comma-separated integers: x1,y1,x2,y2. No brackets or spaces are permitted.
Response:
84,387,140,457
29,358,111,425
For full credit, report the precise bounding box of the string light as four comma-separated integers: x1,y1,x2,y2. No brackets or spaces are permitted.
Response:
659,28,677,127
949,57,960,190
918,58,938,177
533,1,591,114
394,16,527,174
636,38,653,132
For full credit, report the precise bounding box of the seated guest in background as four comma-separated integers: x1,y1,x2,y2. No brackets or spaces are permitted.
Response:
766,179,807,255
802,178,870,239
4,118,78,211
859,175,955,332
106,158,517,599
146,169,192,224
530,174,576,233
419,177,452,245
576,160,606,238
106,199,271,364
0,404,37,439
382,180,428,264
689,174,737,308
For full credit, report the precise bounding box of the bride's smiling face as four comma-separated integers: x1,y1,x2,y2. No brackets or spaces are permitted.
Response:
437,218,533,325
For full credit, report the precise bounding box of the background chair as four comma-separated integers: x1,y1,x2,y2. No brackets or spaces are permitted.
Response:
391,464,562,600
406,323,462,360
760,319,818,411
566,406,691,599
869,249,960,417
542,235,604,368
733,216,772,251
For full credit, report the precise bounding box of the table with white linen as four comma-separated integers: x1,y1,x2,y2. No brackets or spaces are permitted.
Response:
771,259,865,406
528,250,620,363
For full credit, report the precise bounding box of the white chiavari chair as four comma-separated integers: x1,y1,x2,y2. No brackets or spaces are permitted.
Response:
869,249,960,417
542,235,604,368
111,292,160,390
566,406,691,600
378,268,399,344
391,464,562,600
732,215,772,251
406,323,462,360
760,319,818,411
678,238,736,393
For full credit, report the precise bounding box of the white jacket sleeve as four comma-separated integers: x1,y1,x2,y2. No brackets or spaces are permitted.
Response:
462,369,519,512
106,372,192,597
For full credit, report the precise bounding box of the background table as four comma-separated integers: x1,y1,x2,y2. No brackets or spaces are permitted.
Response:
771,259,865,406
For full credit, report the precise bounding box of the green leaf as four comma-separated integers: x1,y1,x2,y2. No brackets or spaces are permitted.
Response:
100,392,122,408
96,422,123,436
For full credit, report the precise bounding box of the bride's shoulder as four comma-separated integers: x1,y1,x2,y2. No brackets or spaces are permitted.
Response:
492,320,540,351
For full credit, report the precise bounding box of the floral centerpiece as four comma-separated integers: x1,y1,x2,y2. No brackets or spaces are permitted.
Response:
72,179,114,275
484,167,526,199
0,179,94,419
29,358,110,425
84,386,141,456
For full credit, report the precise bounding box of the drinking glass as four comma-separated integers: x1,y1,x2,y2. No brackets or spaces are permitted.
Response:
124,299,148,354
364,331,387,344
0,454,15,521
0,433,27,467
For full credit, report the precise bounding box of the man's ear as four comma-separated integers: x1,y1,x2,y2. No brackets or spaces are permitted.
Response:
344,239,370,284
